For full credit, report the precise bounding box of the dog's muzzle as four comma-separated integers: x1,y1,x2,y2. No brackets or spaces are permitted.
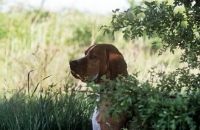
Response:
70,71,99,83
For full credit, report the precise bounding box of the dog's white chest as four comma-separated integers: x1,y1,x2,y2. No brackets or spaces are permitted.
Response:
92,107,100,130
92,93,101,130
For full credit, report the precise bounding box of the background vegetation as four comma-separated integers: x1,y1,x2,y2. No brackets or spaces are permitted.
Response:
0,0,188,129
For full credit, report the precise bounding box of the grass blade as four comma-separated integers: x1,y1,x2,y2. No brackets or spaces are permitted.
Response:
31,75,52,97
27,70,35,95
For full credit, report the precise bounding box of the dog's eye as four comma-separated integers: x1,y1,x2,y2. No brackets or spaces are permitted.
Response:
90,55,97,59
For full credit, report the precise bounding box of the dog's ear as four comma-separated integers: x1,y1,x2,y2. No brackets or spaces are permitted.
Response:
85,44,96,55
106,45,128,79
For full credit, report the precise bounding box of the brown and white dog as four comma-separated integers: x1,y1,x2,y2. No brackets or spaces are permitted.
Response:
69,44,128,130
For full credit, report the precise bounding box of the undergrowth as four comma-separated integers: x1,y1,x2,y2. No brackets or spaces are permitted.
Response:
88,71,200,130
0,84,93,130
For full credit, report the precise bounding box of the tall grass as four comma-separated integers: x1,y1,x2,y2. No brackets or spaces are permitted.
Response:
0,84,93,130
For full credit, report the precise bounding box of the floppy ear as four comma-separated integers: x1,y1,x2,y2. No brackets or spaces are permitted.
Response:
106,46,128,79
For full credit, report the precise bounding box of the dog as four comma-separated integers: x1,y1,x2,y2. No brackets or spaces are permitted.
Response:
69,44,128,130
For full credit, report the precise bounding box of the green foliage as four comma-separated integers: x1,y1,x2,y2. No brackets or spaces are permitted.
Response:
0,9,114,50
103,0,200,68
0,13,9,40
0,84,93,130
88,73,200,130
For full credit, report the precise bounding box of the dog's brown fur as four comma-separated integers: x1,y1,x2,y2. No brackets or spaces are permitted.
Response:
69,44,128,130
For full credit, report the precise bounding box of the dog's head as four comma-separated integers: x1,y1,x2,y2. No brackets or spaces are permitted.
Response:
69,44,127,83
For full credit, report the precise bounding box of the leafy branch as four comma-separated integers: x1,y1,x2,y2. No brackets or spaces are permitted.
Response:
102,0,200,68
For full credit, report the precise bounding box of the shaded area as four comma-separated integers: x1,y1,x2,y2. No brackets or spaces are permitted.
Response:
0,85,93,130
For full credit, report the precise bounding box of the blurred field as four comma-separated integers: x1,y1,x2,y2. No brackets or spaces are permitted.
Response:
0,7,182,98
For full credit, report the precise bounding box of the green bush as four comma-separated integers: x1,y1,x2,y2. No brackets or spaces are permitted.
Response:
88,72,200,130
